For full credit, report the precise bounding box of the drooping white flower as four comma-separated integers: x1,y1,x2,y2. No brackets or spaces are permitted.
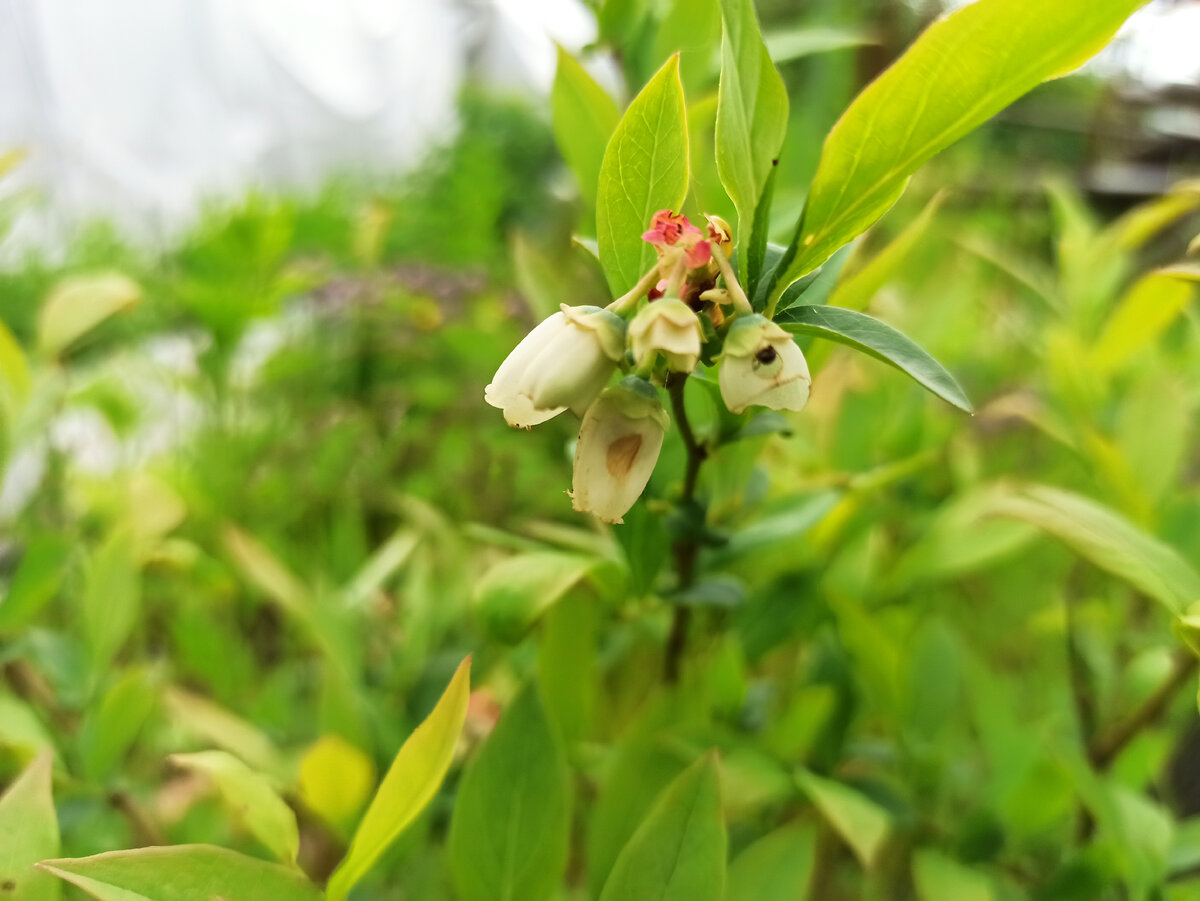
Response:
718,314,811,414
628,298,704,373
571,377,669,524
485,304,626,428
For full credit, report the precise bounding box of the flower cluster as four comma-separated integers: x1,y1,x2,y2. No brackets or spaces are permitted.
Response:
485,211,811,523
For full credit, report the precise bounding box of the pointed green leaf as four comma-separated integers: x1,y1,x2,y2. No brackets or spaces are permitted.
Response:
796,768,892,869
169,751,299,864
985,485,1200,614
475,551,617,643
448,685,571,901
597,55,690,295
0,535,72,635
826,191,945,312
776,304,972,412
727,822,815,901
325,656,471,901
37,271,142,357
913,850,993,901
763,26,875,65
79,667,159,782
599,755,726,901
81,530,141,686
38,846,322,901
1090,273,1194,373
0,752,60,901
715,0,788,286
552,48,620,211
775,0,1145,289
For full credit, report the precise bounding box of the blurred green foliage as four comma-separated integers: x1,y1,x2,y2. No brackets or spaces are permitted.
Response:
1,1,1200,899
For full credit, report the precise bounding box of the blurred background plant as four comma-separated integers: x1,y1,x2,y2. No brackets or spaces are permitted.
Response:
1,1,1199,899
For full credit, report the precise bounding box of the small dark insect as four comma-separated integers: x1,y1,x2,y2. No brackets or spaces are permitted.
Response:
755,346,778,365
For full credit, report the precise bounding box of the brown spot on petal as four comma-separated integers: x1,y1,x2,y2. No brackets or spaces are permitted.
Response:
606,433,643,478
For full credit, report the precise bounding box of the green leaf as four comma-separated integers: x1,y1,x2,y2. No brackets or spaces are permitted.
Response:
36,271,142,357
599,755,726,901
715,0,788,285
38,846,322,901
652,0,721,96
448,685,571,901
538,593,599,743
81,530,141,686
763,26,875,65
0,535,72,634
796,768,892,869
597,55,690,295
552,48,621,211
768,242,855,314
776,304,972,413
826,191,945,312
746,166,777,299
297,735,375,837
727,822,815,901
913,850,993,901
1090,273,1194,373
78,667,159,782
0,752,60,901
163,687,283,776
169,751,299,865
775,0,1144,288
985,485,1200,614
325,656,471,901
474,551,617,643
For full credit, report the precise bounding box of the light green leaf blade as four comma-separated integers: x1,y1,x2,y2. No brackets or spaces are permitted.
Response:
715,0,788,286
1090,273,1194,373
764,26,875,65
553,48,620,211
597,55,690,295
796,768,892,869
913,850,993,901
169,751,299,865
985,485,1200,614
474,551,616,643
0,752,60,901
448,685,571,901
38,846,322,901
0,535,72,635
163,687,283,775
81,530,141,687
538,592,599,744
776,304,972,412
37,271,142,357
599,755,726,901
778,0,1145,287
79,667,159,782
727,822,815,901
826,191,944,312
325,656,471,901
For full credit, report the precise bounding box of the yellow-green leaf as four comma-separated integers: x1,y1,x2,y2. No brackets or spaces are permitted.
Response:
913,850,993,901
1090,273,1194,373
796,768,892,869
325,656,471,901
553,48,620,211
826,191,944,312
715,0,788,283
0,752,60,901
169,751,299,864
38,845,322,901
37,272,142,357
298,735,375,836
596,55,690,295
776,0,1145,290
598,755,726,901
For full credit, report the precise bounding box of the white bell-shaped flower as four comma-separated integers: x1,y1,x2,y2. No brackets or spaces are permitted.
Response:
485,304,626,428
628,298,704,372
718,314,811,414
571,377,669,524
